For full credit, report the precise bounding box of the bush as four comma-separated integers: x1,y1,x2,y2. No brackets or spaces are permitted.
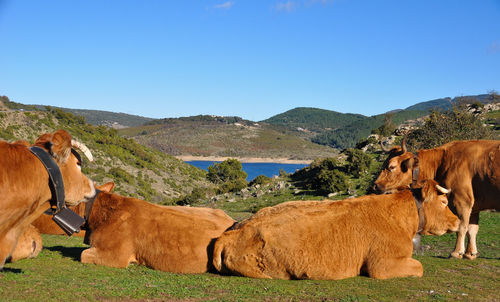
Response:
316,169,349,194
406,107,494,150
176,187,213,206
292,157,349,195
218,179,248,194
249,175,271,186
344,148,372,177
207,158,247,184
207,158,248,194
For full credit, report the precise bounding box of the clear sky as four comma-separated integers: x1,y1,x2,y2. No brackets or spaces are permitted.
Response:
0,0,499,121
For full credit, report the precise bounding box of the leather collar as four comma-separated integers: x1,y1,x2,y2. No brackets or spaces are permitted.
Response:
30,146,65,214
411,188,426,234
411,155,420,188
83,188,101,230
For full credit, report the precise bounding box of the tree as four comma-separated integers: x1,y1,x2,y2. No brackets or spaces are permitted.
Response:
207,158,248,193
372,113,396,137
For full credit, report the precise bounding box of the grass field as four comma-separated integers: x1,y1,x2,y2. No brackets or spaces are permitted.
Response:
1,212,498,302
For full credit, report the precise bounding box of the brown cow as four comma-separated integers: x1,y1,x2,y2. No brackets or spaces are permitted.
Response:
0,130,96,268
8,183,115,263
81,189,236,273
31,183,114,237
374,139,500,259
7,225,42,263
212,180,459,280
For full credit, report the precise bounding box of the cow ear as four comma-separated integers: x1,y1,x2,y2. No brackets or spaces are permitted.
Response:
420,180,438,203
401,157,415,173
49,130,72,163
98,182,115,193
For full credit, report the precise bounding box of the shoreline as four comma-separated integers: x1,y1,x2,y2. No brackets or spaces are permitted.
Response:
176,155,312,165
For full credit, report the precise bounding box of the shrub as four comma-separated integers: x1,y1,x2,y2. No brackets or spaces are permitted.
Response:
218,179,248,194
406,107,494,150
249,175,271,186
207,159,247,184
292,157,349,195
176,187,213,206
316,169,349,194
344,148,373,177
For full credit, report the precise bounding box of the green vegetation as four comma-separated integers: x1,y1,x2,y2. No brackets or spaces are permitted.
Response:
207,159,248,194
0,94,499,301
406,107,495,150
263,107,367,132
1,212,498,301
0,108,212,203
311,110,428,149
121,116,338,160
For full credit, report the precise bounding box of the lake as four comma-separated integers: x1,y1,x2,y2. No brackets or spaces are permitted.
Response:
186,161,308,181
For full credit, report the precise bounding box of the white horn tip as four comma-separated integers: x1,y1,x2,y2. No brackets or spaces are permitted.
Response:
436,185,450,194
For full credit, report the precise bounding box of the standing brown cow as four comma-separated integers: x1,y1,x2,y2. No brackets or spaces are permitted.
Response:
374,139,500,259
81,189,236,273
213,180,459,280
0,130,96,268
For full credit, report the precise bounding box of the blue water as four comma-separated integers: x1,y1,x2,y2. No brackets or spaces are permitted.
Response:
186,161,308,181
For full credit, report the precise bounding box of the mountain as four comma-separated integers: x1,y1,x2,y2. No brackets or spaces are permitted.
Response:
59,108,153,128
0,96,152,128
404,94,493,111
119,115,338,161
263,107,366,132
263,94,496,149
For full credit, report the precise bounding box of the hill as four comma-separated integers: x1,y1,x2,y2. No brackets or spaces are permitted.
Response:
0,107,211,203
0,96,152,128
263,107,366,132
264,94,497,149
119,115,338,161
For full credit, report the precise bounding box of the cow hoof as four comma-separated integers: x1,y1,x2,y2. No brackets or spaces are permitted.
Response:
450,251,463,259
464,253,478,260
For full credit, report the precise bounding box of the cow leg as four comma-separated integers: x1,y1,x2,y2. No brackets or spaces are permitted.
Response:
81,247,131,268
368,257,423,279
449,188,474,259
0,228,23,268
464,212,480,260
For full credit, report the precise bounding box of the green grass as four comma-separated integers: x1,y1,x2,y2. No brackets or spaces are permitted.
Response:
2,212,498,301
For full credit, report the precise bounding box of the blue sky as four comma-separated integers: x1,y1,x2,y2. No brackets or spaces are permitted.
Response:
0,0,499,121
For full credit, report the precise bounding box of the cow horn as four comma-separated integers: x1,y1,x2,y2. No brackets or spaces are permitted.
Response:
435,185,450,194
401,134,408,153
380,141,391,152
71,140,94,162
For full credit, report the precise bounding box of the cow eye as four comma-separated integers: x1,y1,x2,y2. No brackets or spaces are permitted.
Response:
388,165,396,171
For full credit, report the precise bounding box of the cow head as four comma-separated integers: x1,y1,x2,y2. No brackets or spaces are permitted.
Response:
373,138,418,194
415,180,459,236
33,130,96,206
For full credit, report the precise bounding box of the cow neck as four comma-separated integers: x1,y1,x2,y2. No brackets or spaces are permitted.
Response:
415,148,444,182
410,188,426,234
29,146,65,214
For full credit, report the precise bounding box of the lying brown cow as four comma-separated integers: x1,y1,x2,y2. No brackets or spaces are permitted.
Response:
8,183,114,263
0,130,95,268
7,225,42,263
81,187,236,273
213,180,459,280
374,139,500,259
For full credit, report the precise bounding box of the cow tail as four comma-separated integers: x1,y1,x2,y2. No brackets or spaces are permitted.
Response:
212,236,226,272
